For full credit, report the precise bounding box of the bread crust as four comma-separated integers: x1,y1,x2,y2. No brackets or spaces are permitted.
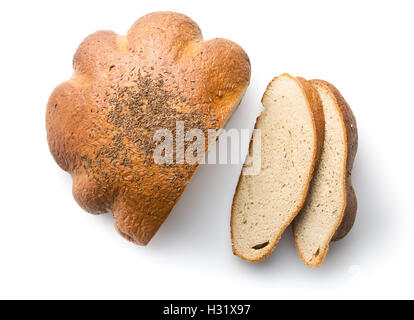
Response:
294,79,358,267
46,11,251,245
296,77,325,166
230,74,324,263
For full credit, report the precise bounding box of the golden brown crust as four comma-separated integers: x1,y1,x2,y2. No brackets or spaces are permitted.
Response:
46,11,251,245
294,79,358,268
296,77,325,168
230,74,324,263
310,80,358,241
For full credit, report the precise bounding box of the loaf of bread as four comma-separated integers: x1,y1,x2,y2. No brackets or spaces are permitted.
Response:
46,12,251,245
292,80,358,267
231,74,325,262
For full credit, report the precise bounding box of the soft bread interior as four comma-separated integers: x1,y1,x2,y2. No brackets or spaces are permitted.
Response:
231,75,318,262
293,83,347,267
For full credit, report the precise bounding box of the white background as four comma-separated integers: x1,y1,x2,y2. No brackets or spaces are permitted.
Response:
0,0,413,299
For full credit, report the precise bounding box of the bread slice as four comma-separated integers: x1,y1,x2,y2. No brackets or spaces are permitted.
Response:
231,74,325,262
292,80,358,268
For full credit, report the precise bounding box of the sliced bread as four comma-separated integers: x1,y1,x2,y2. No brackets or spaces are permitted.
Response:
292,80,358,268
231,74,325,262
